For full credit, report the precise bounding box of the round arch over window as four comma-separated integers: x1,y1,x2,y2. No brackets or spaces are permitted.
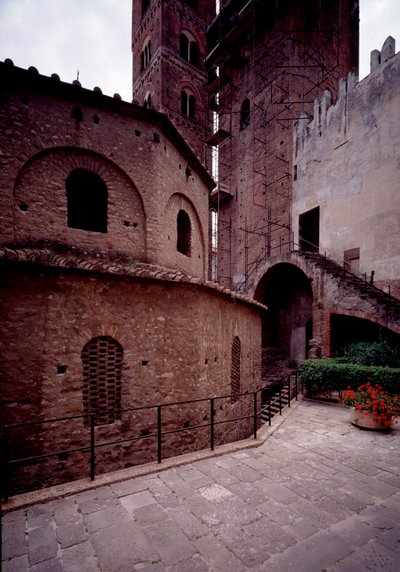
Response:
144,91,152,109
141,36,151,71
240,98,250,130
177,209,192,256
82,336,123,426
181,89,196,119
231,336,241,403
66,168,108,233
179,30,199,67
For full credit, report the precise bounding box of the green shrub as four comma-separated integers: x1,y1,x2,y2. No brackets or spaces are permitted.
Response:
299,359,400,396
342,341,400,367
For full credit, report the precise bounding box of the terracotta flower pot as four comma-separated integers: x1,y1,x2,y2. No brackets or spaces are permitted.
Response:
350,407,392,431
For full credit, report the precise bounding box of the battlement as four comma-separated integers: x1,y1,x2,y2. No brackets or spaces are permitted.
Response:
294,36,399,158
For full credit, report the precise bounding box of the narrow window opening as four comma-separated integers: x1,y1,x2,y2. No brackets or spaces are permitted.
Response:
180,89,196,119
177,210,192,256
141,38,151,71
179,34,189,60
231,336,241,403
240,98,250,130
82,336,123,426
142,0,150,17
179,32,199,67
66,168,108,233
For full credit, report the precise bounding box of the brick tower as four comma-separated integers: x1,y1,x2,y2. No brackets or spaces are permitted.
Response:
132,0,216,165
206,0,359,290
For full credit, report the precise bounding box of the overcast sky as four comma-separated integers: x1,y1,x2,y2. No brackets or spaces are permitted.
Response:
0,0,399,102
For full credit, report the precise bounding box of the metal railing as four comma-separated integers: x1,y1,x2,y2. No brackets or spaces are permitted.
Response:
1,374,301,501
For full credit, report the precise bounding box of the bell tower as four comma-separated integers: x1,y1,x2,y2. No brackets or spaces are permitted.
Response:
132,0,216,165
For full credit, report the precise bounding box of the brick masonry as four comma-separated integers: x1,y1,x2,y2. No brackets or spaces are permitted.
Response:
0,60,262,493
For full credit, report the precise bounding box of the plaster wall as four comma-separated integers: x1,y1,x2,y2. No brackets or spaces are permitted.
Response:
293,42,400,296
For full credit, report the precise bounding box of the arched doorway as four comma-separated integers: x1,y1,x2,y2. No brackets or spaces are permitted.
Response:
254,263,313,373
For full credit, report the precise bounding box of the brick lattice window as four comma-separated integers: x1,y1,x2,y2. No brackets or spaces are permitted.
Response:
177,209,192,256
82,336,123,426
231,336,241,403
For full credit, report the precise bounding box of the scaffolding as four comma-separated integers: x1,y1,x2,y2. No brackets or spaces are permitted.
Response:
204,0,354,291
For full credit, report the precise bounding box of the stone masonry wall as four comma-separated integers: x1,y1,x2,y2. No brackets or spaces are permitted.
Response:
0,62,212,280
1,263,261,494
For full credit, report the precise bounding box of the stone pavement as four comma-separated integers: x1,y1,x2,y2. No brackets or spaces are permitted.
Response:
2,400,400,572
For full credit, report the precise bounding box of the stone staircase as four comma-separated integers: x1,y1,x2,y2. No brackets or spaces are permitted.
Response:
260,373,298,424
299,251,400,319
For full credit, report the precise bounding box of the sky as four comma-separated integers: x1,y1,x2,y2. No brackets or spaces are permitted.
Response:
0,0,399,103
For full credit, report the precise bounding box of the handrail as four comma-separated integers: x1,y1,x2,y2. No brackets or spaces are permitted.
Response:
1,374,301,501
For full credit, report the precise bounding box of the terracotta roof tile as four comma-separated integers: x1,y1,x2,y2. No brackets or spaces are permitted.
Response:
0,245,267,311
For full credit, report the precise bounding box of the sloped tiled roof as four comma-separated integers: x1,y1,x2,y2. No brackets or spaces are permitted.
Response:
0,244,267,311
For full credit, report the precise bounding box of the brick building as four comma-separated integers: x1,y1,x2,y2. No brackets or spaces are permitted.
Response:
132,0,215,165
0,61,262,494
1,0,400,495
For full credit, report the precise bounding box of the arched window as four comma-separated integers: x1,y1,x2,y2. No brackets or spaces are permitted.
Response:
66,168,108,233
141,37,151,71
144,92,152,109
177,210,191,256
181,89,195,119
231,336,241,403
82,336,123,426
142,0,150,17
240,98,250,130
179,31,199,67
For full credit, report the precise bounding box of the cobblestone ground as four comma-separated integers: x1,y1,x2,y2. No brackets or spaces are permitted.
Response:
2,400,400,571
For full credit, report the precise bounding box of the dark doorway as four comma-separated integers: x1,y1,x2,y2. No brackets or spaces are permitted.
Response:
254,263,313,373
299,206,319,252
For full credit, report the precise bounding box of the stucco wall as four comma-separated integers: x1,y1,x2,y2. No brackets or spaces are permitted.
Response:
293,40,400,296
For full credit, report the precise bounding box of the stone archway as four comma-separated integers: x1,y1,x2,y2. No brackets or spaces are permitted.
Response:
254,263,313,378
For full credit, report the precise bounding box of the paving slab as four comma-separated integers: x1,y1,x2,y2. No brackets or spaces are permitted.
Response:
2,400,400,571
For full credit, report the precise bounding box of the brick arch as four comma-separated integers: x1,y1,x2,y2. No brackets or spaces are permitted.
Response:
176,80,201,103
179,27,202,50
162,192,206,278
13,147,147,259
248,252,313,299
251,252,400,357
328,308,400,338
254,260,313,363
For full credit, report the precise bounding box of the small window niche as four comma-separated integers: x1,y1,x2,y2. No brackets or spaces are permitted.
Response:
66,168,108,233
177,210,192,257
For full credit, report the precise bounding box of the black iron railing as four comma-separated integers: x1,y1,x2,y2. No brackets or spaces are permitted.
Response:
1,373,301,500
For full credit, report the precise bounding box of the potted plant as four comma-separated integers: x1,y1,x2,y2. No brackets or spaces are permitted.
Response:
339,382,399,430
